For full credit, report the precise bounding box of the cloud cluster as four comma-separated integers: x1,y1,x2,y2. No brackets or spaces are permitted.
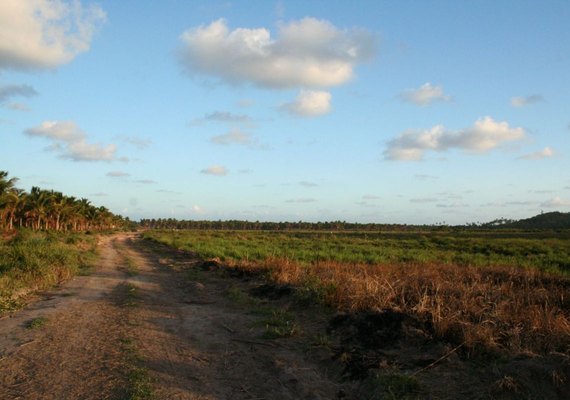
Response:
0,0,106,71
541,197,570,208
189,111,253,127
400,83,452,106
25,121,119,162
106,171,130,177
282,90,332,117
414,174,438,181
201,165,228,176
118,136,152,149
410,197,438,203
384,117,525,161
0,84,37,103
518,147,555,160
210,129,252,145
285,198,317,203
511,94,544,107
299,181,318,187
179,18,375,89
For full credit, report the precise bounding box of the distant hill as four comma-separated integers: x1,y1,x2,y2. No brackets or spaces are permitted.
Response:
506,212,570,229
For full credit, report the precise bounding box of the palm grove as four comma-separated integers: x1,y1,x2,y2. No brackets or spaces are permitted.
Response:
0,171,126,231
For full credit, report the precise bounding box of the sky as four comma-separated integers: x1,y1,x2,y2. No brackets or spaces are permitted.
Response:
1,0,569,224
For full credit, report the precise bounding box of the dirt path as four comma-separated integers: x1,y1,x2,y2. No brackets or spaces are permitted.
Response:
0,233,346,399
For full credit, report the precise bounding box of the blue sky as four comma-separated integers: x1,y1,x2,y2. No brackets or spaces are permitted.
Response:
1,0,569,224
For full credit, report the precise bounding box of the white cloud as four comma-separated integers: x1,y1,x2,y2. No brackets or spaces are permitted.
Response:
511,94,544,107
6,103,32,112
400,83,452,106
0,0,106,71
299,181,318,187
436,202,469,208
192,205,203,213
414,174,438,181
285,198,317,203
410,197,438,203
200,165,228,176
541,197,570,208
362,194,381,200
282,90,332,117
384,117,525,161
211,129,252,145
0,84,38,103
106,171,130,177
118,136,152,149
189,111,253,127
25,120,118,162
237,99,254,108
518,147,555,160
178,18,375,89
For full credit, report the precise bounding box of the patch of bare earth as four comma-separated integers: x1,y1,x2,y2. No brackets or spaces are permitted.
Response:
124,236,347,399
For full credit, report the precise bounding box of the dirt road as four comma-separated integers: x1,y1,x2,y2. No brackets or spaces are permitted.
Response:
0,233,346,399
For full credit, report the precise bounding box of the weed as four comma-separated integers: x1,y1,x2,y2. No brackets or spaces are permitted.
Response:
126,366,153,400
120,336,153,400
226,287,261,307
126,257,138,276
26,316,47,329
0,296,23,313
368,373,424,400
311,333,331,347
260,309,298,339
225,287,298,339
123,283,139,307
494,375,519,393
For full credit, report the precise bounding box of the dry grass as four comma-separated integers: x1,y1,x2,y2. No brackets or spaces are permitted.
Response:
228,257,570,355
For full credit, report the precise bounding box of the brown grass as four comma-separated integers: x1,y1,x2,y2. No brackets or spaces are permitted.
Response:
226,258,570,355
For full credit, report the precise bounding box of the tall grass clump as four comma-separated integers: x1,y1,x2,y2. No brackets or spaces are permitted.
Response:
0,230,97,312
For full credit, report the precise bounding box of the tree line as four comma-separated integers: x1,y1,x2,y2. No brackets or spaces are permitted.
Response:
0,171,127,231
138,218,437,231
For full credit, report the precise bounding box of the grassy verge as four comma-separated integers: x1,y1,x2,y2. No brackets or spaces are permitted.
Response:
144,230,570,356
0,229,98,313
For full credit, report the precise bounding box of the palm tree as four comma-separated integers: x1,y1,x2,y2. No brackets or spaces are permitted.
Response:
1,171,126,232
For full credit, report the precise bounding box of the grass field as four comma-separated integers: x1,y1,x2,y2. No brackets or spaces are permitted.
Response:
143,229,570,274
0,230,98,312
143,229,570,356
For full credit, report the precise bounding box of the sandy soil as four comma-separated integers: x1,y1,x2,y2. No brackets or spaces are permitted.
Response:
0,233,347,399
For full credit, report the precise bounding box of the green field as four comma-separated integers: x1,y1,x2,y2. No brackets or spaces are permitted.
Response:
143,229,570,274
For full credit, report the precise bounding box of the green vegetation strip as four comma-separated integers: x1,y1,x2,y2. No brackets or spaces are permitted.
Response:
143,229,570,274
